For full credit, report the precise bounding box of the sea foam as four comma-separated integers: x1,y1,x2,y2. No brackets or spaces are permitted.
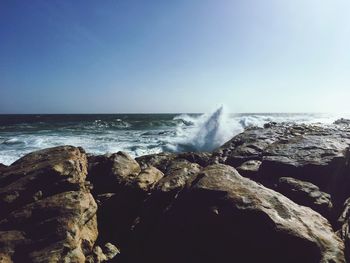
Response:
164,105,241,152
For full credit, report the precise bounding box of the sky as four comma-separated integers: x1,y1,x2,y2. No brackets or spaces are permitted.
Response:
0,0,350,114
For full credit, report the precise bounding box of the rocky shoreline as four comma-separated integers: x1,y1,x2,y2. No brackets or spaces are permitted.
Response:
1,120,350,262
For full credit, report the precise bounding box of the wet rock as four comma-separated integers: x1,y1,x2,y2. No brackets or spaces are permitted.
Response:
275,177,333,219
130,164,345,263
0,146,97,262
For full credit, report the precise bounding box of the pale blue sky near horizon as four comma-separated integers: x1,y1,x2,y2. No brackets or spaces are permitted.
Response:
1,0,350,114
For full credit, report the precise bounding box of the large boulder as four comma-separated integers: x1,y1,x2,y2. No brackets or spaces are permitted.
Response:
259,134,350,190
337,198,350,262
89,153,163,251
214,123,350,216
155,159,201,193
212,125,288,166
134,166,164,192
129,164,345,263
0,146,98,262
275,177,333,219
176,152,212,167
135,152,176,172
87,151,141,194
236,159,262,179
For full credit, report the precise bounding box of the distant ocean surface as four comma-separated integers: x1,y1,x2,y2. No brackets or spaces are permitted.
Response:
0,108,349,165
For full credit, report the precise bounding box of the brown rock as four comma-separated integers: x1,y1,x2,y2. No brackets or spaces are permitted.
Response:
135,167,164,192
135,152,176,172
275,177,333,219
337,198,350,262
87,151,141,194
0,146,98,262
130,164,345,263
155,159,201,193
236,159,261,179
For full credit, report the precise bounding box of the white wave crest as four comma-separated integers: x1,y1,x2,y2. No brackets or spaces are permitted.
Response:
165,105,241,152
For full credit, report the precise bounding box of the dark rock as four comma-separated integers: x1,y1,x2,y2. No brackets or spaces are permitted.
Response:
0,163,7,173
0,146,97,262
337,198,350,262
88,152,165,250
155,159,201,193
103,242,120,261
275,177,333,219
334,118,350,126
95,165,164,251
136,152,211,172
259,134,350,210
95,186,147,250
264,121,277,128
87,151,141,194
135,152,176,172
176,152,212,167
236,159,262,179
122,159,202,260
215,123,350,218
86,242,120,263
212,125,286,166
128,164,345,263
134,166,164,192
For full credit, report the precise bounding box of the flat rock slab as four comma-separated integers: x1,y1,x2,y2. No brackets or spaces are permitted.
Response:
215,123,350,210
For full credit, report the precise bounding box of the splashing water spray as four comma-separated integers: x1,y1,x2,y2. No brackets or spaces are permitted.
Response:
165,105,239,152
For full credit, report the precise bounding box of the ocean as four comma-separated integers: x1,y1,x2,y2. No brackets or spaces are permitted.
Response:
0,107,348,165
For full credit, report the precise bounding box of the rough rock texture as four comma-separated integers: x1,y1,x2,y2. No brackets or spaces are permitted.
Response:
86,242,120,263
87,151,141,194
135,167,164,192
212,125,286,166
334,119,350,126
276,177,333,219
128,164,345,263
2,120,350,262
155,159,201,193
0,146,97,262
338,198,350,262
135,152,211,172
176,152,212,167
135,152,176,172
215,123,350,217
88,153,162,253
236,159,262,179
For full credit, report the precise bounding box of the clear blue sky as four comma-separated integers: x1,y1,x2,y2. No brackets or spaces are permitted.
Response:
1,0,349,113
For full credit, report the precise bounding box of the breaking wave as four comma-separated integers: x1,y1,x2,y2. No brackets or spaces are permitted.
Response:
164,105,241,152
0,111,349,165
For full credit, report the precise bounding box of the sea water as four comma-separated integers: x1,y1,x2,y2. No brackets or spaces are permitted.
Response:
0,109,348,165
